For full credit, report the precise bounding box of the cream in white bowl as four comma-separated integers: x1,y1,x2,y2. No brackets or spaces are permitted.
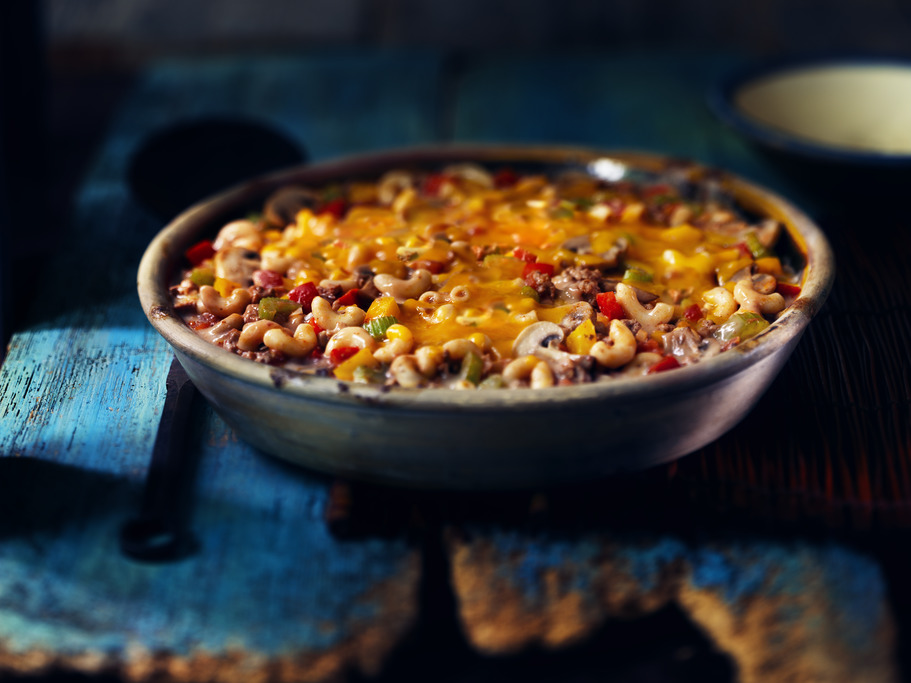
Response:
734,64,911,156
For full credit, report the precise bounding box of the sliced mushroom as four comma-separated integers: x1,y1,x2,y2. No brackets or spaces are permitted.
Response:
562,235,592,253
559,302,595,332
214,245,260,286
513,321,565,357
263,186,320,226
601,237,629,267
513,321,592,381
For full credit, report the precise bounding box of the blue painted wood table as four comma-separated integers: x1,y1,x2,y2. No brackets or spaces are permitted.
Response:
1,49,907,682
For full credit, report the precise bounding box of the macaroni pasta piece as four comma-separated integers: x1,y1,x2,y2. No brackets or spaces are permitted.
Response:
171,164,802,388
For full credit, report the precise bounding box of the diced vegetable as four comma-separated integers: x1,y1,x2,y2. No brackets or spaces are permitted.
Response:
288,282,318,311
622,266,653,283
648,356,680,374
683,303,703,322
213,277,240,297
364,315,399,340
715,312,770,342
479,375,507,389
422,173,452,196
329,346,360,365
566,319,597,355
190,267,215,287
259,297,299,321
319,197,347,218
744,231,772,259
352,364,386,384
519,286,540,302
185,240,215,266
776,282,802,297
596,291,625,320
493,168,518,187
513,248,537,263
333,347,380,380
365,296,401,321
336,288,360,307
460,351,484,385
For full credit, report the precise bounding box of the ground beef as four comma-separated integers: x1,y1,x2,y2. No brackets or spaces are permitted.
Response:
242,304,260,325
318,283,344,302
551,266,603,304
218,328,241,351
354,268,381,300
239,348,286,365
525,269,557,303
249,285,284,304
549,354,595,384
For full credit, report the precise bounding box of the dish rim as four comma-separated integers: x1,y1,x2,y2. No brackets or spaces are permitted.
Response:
708,53,911,166
137,143,835,412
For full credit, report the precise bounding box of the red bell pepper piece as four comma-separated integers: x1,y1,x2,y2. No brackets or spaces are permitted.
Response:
637,338,660,354
319,197,347,218
185,240,215,266
776,282,802,297
308,319,324,334
329,346,359,364
683,303,703,322
289,282,319,311
513,248,537,263
596,291,625,320
648,355,680,374
335,288,360,307
734,242,753,260
494,168,519,188
422,173,451,196
187,312,217,330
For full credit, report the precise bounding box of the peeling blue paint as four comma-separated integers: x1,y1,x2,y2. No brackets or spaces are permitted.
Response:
614,536,688,593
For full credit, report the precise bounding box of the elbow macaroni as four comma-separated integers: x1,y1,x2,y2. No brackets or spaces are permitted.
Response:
174,165,803,387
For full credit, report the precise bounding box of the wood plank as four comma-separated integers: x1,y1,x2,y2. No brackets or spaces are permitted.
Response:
446,527,897,682
0,51,445,680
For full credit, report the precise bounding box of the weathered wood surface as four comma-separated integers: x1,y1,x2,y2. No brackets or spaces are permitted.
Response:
0,48,903,681
446,526,896,682
0,51,443,681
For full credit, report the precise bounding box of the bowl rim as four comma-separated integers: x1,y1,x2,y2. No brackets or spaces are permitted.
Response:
708,53,911,166
137,143,835,412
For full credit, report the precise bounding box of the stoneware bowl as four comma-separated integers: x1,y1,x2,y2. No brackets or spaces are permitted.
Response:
137,145,834,489
709,55,911,203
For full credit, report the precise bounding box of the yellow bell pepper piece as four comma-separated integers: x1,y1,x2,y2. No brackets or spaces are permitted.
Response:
566,318,597,355
754,257,783,276
333,348,380,381
213,277,241,297
365,296,402,321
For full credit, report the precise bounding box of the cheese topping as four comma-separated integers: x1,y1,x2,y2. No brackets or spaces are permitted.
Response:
172,164,802,388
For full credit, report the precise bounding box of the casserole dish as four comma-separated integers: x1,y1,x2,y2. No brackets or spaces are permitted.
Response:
138,145,834,489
